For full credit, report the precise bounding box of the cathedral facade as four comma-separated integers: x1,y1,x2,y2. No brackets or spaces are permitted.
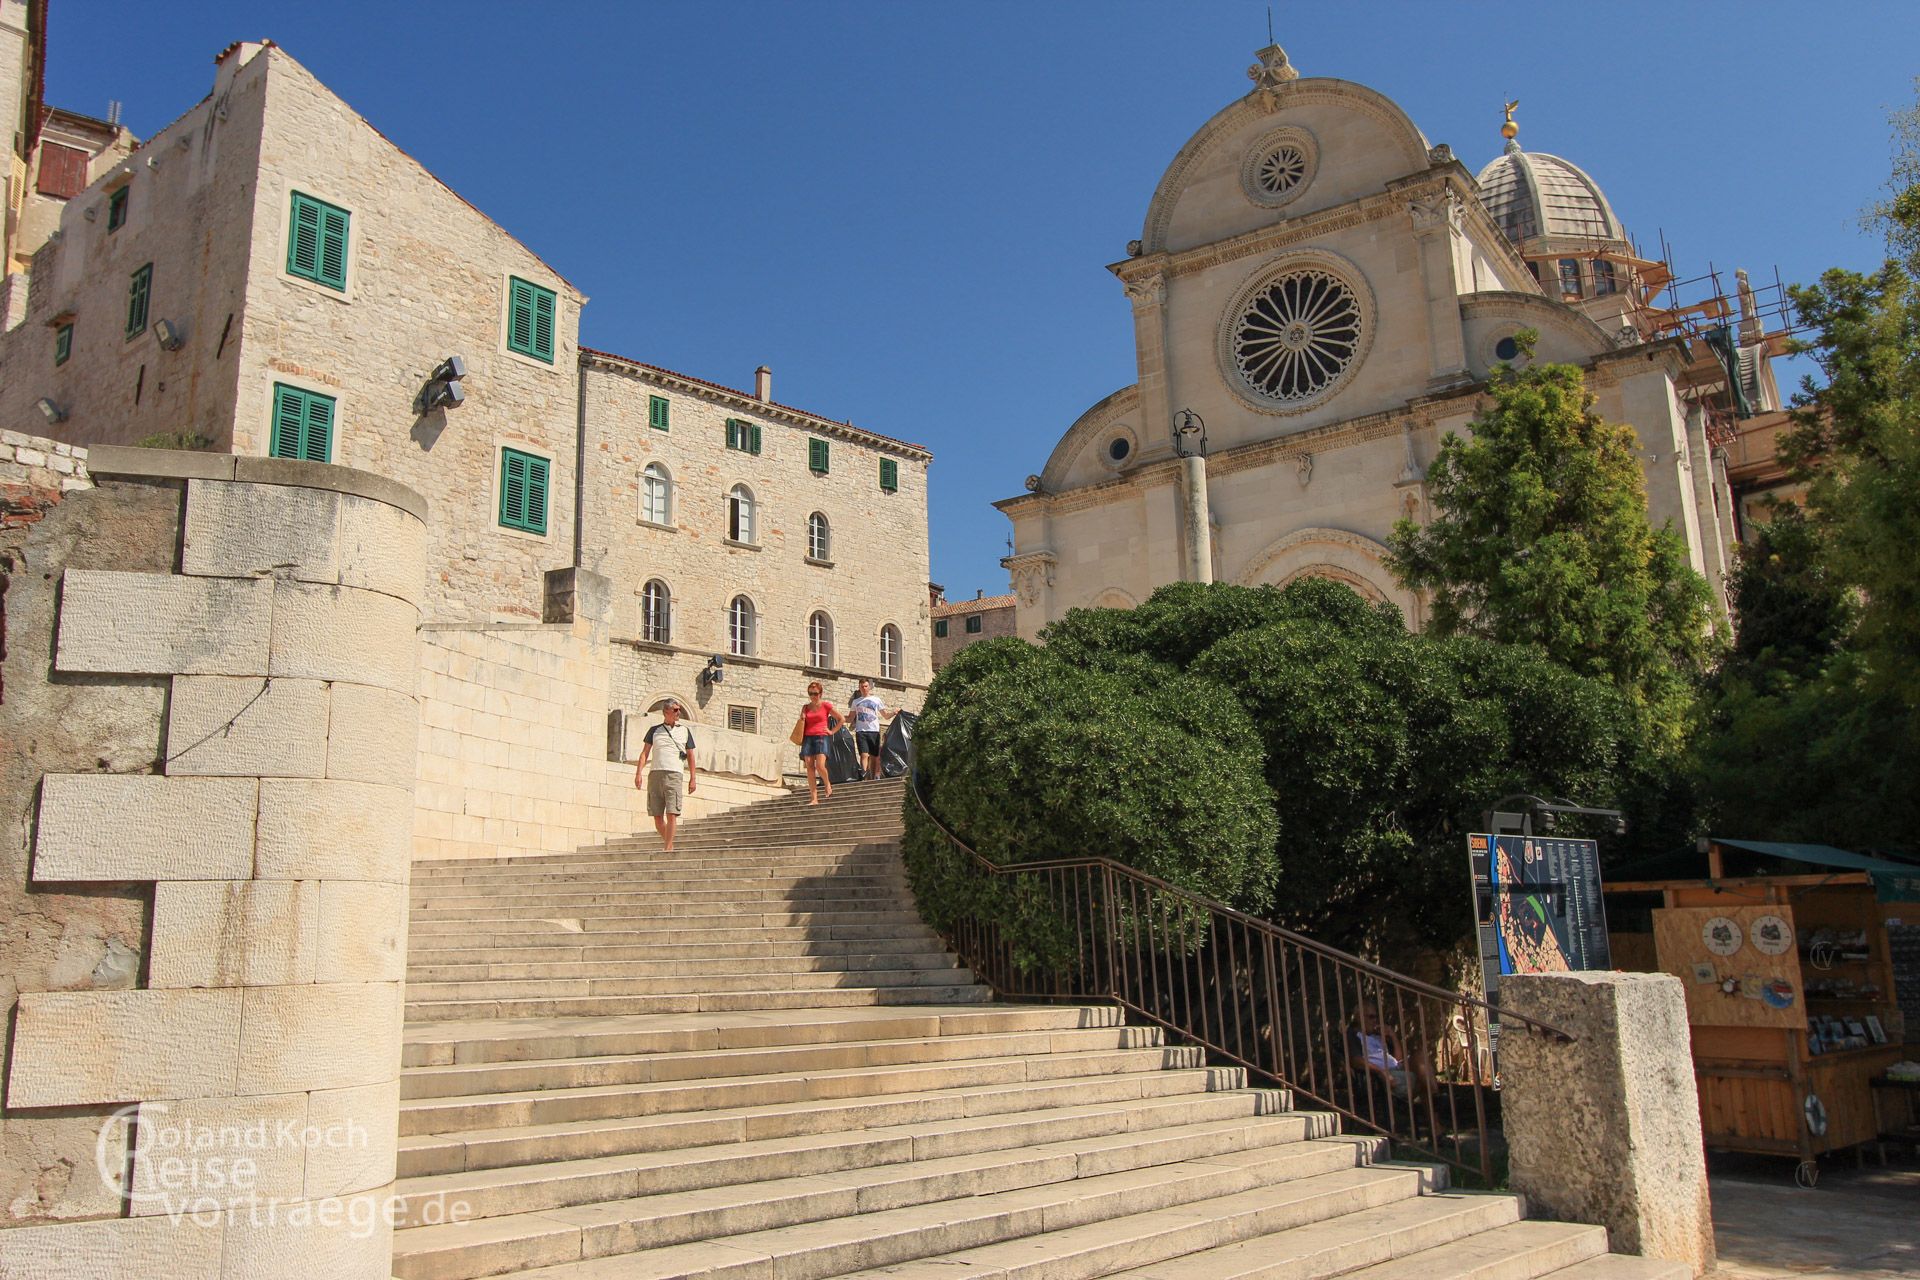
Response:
998,45,1770,636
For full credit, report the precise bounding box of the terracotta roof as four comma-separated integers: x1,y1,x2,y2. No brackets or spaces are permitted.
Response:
931,594,1015,617
581,347,930,458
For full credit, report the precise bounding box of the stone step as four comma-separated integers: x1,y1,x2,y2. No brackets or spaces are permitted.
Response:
1085,1187,1528,1280
390,1127,1364,1279
400,1026,1169,1100
407,921,943,951
400,1005,1124,1070
402,965,974,1004
398,1067,1267,1178
414,844,899,876
1536,1257,1694,1280
403,871,906,890
407,950,962,983
403,980,995,1022
406,936,943,966
409,895,916,922
409,908,929,935
459,1153,1445,1280
1332,1219,1609,1280
395,1110,1332,1232
400,1044,1206,1136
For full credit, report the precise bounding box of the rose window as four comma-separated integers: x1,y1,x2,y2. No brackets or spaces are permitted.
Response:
1253,144,1307,198
1230,269,1363,402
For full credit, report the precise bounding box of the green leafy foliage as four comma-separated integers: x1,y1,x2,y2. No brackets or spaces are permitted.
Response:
1692,94,1920,856
1384,343,1717,750
905,579,1644,970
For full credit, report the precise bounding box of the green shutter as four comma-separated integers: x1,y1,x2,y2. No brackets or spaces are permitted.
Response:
318,203,349,290
649,395,670,431
809,439,828,474
107,185,128,231
288,193,322,281
270,383,335,463
726,419,739,450
499,447,549,534
507,277,557,363
880,458,898,492
935,619,948,638
54,323,72,365
301,393,333,462
749,425,762,455
126,263,151,338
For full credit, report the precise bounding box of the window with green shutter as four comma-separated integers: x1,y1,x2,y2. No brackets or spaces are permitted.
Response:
808,438,829,474
268,383,336,462
125,263,152,339
107,185,128,232
934,619,948,638
286,191,350,291
499,447,550,535
880,458,898,492
648,395,670,431
725,418,762,455
54,323,72,365
506,276,557,363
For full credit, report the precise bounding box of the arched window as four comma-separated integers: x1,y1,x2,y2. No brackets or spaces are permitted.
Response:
641,579,671,644
879,624,902,680
727,484,756,543
641,463,672,525
808,611,834,670
1557,258,1582,298
807,511,831,561
1593,260,1618,297
728,595,757,657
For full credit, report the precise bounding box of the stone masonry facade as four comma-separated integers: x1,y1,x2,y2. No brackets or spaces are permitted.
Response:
0,40,933,765
0,441,424,1274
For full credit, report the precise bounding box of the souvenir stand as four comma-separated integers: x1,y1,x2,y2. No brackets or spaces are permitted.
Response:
1605,840,1919,1176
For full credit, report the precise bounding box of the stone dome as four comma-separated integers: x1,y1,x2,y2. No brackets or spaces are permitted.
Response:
1474,145,1628,247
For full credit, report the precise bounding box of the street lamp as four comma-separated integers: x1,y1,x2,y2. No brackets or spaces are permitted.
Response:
1171,408,1207,458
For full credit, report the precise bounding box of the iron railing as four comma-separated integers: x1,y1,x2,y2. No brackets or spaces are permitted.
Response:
908,775,1575,1183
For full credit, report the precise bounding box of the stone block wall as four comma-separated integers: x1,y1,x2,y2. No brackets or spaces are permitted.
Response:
413,619,784,863
0,444,425,1278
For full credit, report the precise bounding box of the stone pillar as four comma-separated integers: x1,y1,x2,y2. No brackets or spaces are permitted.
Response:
0,450,425,1279
1500,971,1715,1275
1408,191,1469,386
1179,454,1213,584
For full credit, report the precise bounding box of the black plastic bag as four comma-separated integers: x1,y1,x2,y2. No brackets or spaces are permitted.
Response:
825,727,864,784
881,711,916,778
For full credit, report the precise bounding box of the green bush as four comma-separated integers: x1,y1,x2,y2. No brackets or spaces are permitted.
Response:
903,643,1279,964
908,579,1649,973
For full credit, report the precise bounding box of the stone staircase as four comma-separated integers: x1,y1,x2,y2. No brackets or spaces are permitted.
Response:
394,776,1684,1280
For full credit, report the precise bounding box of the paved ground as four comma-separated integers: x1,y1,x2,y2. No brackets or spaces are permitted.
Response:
1708,1151,1920,1280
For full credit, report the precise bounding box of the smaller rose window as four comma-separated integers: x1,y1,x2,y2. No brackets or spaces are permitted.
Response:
1253,144,1307,198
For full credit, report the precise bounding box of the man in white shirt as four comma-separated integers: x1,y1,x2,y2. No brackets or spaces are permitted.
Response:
634,699,697,852
847,678,891,781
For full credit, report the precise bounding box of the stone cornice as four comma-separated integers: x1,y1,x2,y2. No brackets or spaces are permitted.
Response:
581,349,933,462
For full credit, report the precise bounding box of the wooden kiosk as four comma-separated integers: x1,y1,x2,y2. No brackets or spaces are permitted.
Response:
1606,839,1918,1173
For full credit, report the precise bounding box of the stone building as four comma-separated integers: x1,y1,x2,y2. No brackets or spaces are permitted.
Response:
998,45,1782,637
0,41,932,858
931,590,1016,670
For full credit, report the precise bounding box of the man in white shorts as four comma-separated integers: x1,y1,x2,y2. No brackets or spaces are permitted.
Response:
634,698,697,852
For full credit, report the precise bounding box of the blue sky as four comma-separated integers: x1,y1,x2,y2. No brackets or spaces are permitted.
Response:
51,2,1919,598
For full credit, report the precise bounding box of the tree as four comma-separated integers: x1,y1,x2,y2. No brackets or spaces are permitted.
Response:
1693,85,1920,853
1385,342,1717,748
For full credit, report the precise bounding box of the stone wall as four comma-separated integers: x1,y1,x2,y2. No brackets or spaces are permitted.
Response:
0,444,425,1278
931,596,1015,669
578,355,932,736
413,614,784,864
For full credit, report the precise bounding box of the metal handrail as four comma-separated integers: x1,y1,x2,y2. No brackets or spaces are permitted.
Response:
907,770,1574,1183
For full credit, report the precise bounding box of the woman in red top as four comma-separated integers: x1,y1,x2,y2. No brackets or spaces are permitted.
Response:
793,681,842,805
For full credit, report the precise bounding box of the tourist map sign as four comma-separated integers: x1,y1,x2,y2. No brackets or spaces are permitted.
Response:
1468,833,1611,1037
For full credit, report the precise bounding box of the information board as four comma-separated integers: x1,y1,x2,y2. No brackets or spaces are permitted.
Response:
1468,832,1612,1028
